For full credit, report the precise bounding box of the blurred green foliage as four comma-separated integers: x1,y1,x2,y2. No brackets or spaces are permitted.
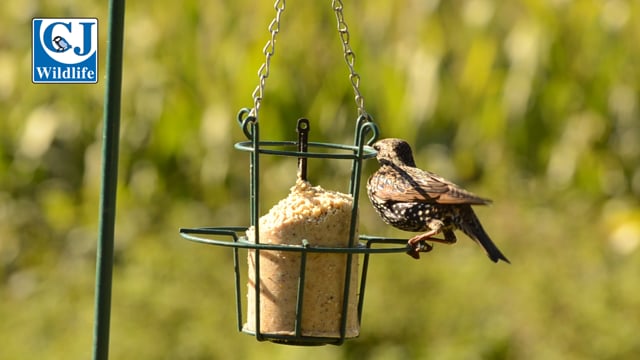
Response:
2,0,640,358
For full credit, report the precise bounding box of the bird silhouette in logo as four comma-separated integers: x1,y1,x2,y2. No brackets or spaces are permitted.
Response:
52,36,71,52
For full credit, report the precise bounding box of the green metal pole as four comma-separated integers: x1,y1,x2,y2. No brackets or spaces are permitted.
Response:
92,0,125,359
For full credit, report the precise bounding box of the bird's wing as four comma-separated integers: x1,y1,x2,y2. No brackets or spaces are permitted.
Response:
370,165,491,205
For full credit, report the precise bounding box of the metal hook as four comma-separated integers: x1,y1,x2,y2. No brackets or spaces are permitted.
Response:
296,118,310,181
363,121,379,146
355,114,379,146
237,108,257,140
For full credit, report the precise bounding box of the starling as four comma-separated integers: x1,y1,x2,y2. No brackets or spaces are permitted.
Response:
367,138,509,263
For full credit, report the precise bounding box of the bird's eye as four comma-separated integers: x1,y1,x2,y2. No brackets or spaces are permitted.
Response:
373,144,379,151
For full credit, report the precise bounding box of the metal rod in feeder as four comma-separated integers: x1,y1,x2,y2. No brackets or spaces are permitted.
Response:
297,118,310,181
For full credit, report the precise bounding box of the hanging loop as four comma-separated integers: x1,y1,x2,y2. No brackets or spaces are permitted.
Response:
237,108,257,139
357,115,379,146
249,0,286,119
332,0,368,118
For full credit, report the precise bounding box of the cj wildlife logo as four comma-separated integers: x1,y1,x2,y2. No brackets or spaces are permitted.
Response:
32,18,98,84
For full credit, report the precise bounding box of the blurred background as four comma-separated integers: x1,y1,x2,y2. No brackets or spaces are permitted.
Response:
2,0,640,358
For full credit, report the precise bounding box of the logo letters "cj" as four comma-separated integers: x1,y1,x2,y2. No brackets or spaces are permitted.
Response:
42,21,95,56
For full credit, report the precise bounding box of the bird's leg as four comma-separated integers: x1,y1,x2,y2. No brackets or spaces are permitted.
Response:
406,222,457,259
408,230,438,246
432,229,458,244
406,229,438,259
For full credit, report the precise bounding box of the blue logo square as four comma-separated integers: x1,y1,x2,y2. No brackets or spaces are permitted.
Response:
32,18,98,84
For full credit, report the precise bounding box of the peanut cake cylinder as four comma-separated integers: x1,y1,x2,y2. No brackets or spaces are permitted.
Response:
244,180,360,338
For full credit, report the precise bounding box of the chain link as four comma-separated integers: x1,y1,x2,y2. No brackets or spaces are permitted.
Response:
332,0,368,118
249,0,368,119
250,0,286,119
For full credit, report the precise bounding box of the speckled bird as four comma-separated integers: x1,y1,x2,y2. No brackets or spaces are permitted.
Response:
367,138,509,263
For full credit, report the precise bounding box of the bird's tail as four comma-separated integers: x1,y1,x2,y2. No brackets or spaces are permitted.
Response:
459,207,510,264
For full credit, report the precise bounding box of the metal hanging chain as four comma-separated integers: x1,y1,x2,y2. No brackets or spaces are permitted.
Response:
249,0,368,119
250,0,286,119
332,0,368,118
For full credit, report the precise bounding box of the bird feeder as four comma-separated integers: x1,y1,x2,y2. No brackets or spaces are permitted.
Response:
180,0,409,345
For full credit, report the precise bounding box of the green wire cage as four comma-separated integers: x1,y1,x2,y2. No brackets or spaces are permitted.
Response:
180,111,410,345
93,0,416,356
177,1,416,345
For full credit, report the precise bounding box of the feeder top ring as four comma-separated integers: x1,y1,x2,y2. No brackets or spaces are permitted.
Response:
234,140,377,160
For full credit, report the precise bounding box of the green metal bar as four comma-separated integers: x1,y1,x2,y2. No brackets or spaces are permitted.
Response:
294,240,310,337
233,238,243,332
92,0,126,359
234,140,377,159
336,116,370,345
358,242,374,324
250,121,264,342
179,228,411,253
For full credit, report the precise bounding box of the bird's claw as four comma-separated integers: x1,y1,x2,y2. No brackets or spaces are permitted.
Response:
406,248,421,259
406,240,433,259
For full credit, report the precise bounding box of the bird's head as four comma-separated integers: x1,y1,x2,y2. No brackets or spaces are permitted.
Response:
372,138,417,167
